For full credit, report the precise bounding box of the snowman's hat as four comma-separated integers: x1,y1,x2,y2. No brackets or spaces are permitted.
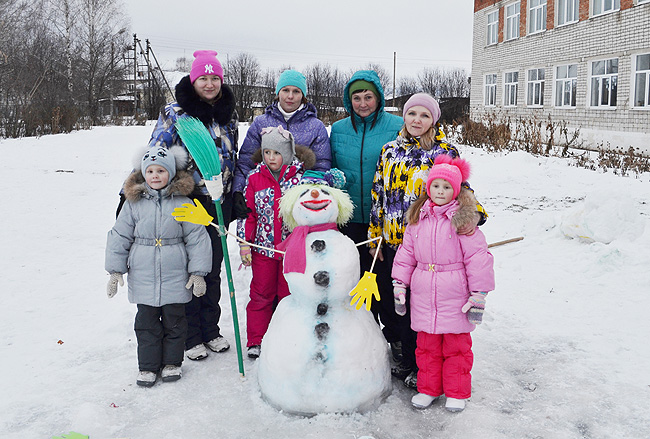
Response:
299,169,346,189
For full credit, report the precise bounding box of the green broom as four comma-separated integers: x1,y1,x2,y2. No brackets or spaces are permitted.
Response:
175,116,245,377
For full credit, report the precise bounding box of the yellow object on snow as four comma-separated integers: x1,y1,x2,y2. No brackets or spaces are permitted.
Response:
349,271,380,311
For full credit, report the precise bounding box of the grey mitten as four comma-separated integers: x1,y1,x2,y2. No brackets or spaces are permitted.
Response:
461,291,487,325
186,274,206,297
107,273,124,298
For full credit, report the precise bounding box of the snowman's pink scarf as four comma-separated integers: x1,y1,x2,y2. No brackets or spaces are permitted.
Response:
277,222,339,273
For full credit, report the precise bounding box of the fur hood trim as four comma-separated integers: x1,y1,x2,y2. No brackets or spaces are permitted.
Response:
451,188,479,230
251,144,316,170
175,76,237,126
123,169,195,202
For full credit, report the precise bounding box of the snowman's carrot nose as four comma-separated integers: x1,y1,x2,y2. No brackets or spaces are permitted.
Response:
310,189,319,198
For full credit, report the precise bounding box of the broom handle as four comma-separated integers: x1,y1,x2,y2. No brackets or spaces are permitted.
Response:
213,201,245,377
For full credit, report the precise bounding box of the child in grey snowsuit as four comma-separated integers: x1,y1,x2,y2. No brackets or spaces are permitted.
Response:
105,145,212,387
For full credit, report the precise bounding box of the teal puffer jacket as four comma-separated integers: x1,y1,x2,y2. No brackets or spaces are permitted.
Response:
331,70,403,224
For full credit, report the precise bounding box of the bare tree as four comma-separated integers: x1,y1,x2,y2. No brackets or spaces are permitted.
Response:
398,76,419,97
304,63,344,123
174,56,191,72
77,0,129,121
224,52,261,122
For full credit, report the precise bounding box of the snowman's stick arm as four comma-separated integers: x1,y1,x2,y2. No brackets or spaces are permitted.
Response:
355,236,383,247
353,236,383,273
488,236,524,248
213,226,286,255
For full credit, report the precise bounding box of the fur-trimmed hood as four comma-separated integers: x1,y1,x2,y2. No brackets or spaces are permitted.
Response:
250,144,317,170
123,170,195,202
175,75,237,126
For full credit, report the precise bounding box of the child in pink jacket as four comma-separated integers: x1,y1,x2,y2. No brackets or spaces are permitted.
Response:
236,126,315,359
391,155,495,412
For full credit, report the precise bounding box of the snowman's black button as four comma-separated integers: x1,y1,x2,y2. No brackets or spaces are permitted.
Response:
313,271,330,287
316,302,328,316
311,239,326,252
315,322,329,340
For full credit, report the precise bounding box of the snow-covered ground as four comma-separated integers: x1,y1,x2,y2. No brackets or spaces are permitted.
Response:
1,125,649,439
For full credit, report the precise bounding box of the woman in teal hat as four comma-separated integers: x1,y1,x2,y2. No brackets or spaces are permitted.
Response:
232,69,331,220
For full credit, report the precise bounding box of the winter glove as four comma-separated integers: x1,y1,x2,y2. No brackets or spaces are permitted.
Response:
232,191,252,220
204,177,223,201
393,281,407,316
186,274,206,297
462,291,487,325
239,244,252,266
107,273,124,298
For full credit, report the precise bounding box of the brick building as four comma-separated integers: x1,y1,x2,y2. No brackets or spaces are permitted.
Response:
470,0,650,151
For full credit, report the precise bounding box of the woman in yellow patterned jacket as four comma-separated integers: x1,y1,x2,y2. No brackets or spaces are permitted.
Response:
368,93,486,389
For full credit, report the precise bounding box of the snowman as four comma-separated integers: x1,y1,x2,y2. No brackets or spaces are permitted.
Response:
256,171,392,415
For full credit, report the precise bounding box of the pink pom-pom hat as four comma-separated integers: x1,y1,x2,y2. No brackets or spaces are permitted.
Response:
425,155,471,200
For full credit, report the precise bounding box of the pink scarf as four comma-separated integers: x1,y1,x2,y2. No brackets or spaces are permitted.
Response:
277,223,338,274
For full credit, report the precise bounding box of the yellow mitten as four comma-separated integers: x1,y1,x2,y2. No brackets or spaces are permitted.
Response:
349,271,380,311
172,199,214,226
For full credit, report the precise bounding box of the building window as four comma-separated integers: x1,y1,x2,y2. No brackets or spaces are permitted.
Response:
487,11,499,46
557,0,579,25
528,0,547,34
593,0,620,15
527,68,545,106
504,72,519,106
505,2,520,40
590,58,618,107
485,74,497,106
638,0,650,4
634,53,650,107
555,64,578,108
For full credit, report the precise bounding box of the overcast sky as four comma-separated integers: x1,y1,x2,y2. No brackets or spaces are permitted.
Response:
124,0,475,80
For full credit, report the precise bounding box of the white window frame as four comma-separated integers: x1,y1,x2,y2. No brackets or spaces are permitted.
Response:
593,0,620,16
557,0,579,26
589,58,618,108
505,2,520,41
504,71,519,106
555,64,578,108
485,74,497,107
633,53,650,108
526,68,545,107
528,0,547,34
487,10,499,46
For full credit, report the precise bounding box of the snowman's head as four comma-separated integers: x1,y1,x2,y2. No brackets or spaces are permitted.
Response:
280,184,353,230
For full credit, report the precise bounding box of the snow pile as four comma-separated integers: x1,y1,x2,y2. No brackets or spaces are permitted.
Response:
560,190,646,244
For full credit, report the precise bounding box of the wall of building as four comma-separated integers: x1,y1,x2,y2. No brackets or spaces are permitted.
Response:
470,1,650,151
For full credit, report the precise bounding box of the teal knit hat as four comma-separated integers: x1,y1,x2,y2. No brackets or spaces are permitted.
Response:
275,70,308,96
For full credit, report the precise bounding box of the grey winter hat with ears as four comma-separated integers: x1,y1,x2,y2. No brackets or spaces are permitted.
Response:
141,146,177,180
260,126,296,166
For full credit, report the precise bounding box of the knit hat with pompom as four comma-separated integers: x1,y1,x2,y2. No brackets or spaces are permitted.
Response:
425,155,471,201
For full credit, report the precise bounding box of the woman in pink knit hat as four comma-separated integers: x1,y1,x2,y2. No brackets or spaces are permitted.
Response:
368,92,487,389
391,155,494,412
146,49,238,362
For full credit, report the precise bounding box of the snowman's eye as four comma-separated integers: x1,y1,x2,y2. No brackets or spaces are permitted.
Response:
321,189,330,195
300,189,309,197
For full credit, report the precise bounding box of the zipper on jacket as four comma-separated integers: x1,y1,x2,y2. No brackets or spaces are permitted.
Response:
359,121,367,221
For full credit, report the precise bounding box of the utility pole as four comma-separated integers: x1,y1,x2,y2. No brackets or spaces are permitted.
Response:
393,52,396,106
133,34,139,118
